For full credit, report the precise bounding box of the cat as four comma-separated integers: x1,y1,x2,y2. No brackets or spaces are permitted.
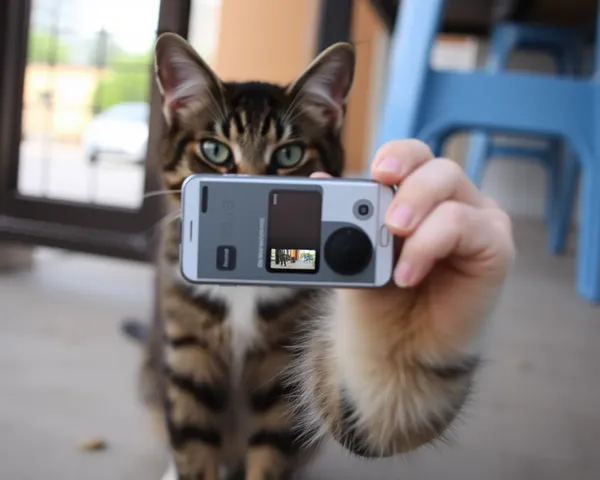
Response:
134,32,481,480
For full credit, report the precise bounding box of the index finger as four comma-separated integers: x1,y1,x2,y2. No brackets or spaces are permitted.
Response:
370,139,434,185
310,172,332,179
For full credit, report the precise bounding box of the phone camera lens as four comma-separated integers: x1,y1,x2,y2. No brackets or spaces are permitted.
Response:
353,199,374,220
324,226,373,276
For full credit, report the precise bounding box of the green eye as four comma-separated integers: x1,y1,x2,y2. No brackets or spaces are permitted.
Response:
200,139,232,165
273,144,304,168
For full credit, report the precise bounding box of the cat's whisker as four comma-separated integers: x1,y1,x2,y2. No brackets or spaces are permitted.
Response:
282,93,303,125
143,210,181,234
208,90,228,123
144,189,181,199
283,90,310,126
283,108,308,127
207,103,225,124
283,104,312,128
282,89,303,123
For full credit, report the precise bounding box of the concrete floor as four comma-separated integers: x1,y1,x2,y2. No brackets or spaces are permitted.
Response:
1,220,599,480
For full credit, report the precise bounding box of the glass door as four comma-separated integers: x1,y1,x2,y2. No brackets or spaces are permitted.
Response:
0,0,191,260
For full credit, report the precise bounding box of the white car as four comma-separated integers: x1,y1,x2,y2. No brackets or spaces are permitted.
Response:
82,102,149,165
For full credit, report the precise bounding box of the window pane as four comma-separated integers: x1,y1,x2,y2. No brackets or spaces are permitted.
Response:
18,0,161,209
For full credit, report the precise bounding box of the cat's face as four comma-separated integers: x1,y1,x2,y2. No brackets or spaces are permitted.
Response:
153,33,355,200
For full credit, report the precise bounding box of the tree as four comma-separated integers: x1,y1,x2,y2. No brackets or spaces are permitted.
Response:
27,28,71,64
92,49,153,113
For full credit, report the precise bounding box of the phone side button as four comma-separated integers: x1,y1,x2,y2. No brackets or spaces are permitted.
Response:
379,225,390,247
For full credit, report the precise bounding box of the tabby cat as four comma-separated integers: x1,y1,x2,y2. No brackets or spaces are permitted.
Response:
138,33,480,480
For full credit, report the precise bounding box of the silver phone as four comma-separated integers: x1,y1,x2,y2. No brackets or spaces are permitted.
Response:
179,174,395,288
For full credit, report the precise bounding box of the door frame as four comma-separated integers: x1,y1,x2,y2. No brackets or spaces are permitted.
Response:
0,0,191,261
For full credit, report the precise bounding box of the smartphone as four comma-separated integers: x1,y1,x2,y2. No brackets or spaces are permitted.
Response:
179,174,395,288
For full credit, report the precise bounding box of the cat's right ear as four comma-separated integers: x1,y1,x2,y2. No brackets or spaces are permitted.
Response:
287,42,355,131
154,33,223,125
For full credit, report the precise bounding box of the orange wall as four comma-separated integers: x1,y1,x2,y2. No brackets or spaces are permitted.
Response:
343,0,386,173
214,0,319,84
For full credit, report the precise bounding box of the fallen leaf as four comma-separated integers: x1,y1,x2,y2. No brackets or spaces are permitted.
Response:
78,438,108,452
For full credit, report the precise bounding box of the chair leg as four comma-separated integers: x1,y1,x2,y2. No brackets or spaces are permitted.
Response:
464,131,492,187
548,150,580,255
462,23,515,189
576,161,600,303
543,139,562,228
373,0,446,154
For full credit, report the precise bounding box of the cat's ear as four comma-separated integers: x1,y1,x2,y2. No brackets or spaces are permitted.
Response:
287,42,355,130
154,33,223,124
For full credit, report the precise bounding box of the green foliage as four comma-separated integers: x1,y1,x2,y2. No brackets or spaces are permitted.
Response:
92,49,153,113
27,27,153,113
92,68,151,113
28,28,71,64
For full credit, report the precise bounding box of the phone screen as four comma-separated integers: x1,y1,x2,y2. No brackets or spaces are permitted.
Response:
266,189,321,273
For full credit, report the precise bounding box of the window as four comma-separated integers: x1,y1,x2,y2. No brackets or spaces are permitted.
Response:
18,0,161,209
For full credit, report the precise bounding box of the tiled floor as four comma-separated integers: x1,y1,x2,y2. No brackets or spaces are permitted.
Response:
1,220,599,480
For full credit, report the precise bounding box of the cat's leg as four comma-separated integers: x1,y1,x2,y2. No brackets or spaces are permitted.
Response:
243,348,308,480
161,291,230,480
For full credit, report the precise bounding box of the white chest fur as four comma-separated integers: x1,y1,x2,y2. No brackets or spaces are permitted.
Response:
172,267,296,381
210,284,295,382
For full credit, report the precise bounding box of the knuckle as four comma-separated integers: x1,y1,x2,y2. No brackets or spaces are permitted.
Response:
496,209,513,231
401,234,431,261
496,235,517,270
491,207,514,239
440,200,468,229
435,157,464,180
482,195,513,234
495,214,516,262
479,209,516,269
482,196,500,209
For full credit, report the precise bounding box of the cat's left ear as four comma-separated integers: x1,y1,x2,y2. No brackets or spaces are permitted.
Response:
154,32,224,125
287,42,355,130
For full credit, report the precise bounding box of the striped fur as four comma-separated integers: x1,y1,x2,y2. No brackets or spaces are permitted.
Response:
141,34,482,480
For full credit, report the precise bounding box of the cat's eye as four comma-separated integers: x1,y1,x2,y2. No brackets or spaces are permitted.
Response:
200,139,232,165
272,144,304,168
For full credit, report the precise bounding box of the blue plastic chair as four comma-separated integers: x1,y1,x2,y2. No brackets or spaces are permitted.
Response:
464,22,583,248
374,0,600,303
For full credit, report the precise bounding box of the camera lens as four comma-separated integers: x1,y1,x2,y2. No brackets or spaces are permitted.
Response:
324,226,373,276
353,199,374,220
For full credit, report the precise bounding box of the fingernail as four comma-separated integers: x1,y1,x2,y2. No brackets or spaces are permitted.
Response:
394,261,413,287
376,156,401,173
388,204,414,230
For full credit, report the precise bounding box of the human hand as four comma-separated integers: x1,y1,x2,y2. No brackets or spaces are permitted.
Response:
312,139,515,349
